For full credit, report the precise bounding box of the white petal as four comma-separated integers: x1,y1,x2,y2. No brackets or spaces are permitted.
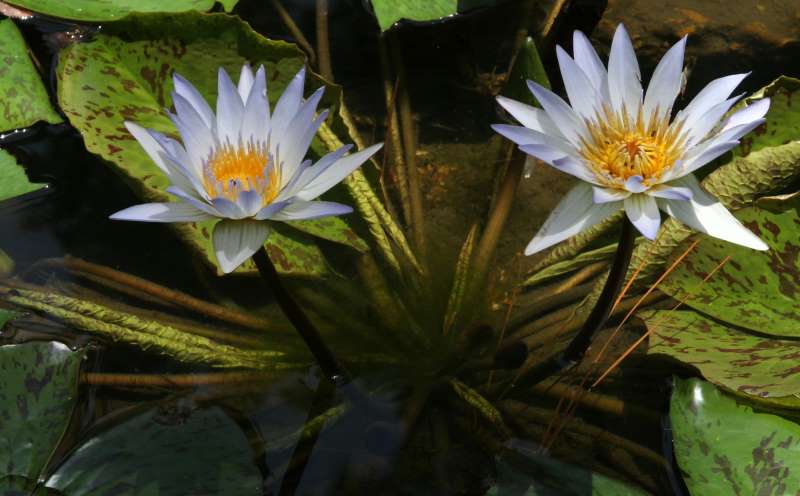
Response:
279,88,326,178
282,148,351,201
556,45,600,119
236,189,263,217
493,124,574,154
295,143,383,200
720,98,770,134
526,81,587,146
572,30,609,99
216,67,245,145
657,175,767,250
110,202,212,222
624,175,648,193
643,36,686,121
173,72,214,129
549,154,602,185
238,64,255,102
269,200,352,221
675,140,739,178
518,143,567,164
683,95,742,147
524,182,622,256
644,183,693,200
675,73,748,129
166,186,219,215
126,122,200,195
241,65,270,144
495,96,562,135
593,186,631,203
211,197,247,219
213,219,271,274
167,111,215,177
624,194,660,239
254,200,290,220
607,24,642,117
158,147,209,200
271,67,306,146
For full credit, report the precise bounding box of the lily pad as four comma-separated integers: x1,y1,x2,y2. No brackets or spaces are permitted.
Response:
645,309,800,398
6,0,238,21
489,440,648,495
657,194,800,338
502,36,550,108
0,149,45,202
670,378,800,494
57,12,365,275
0,341,83,480
45,406,261,495
0,19,61,132
368,0,500,31
734,76,800,157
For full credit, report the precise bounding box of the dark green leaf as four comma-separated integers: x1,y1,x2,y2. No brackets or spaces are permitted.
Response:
0,19,61,132
0,342,83,480
502,36,550,107
7,0,238,21
46,406,261,495
0,149,45,202
671,378,800,494
369,0,500,31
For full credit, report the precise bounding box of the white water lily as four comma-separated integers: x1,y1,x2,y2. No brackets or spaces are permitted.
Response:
493,24,770,255
111,65,382,273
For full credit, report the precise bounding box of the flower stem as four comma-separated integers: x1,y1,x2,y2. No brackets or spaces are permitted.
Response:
252,246,347,382
560,217,635,363
270,0,316,65
315,0,333,81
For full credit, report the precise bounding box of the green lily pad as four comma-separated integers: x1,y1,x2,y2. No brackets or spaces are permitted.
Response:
369,0,500,31
0,149,45,202
489,441,648,495
734,76,800,157
6,0,238,21
0,19,62,132
57,12,365,276
671,378,800,494
502,36,550,108
646,309,800,398
0,342,83,480
45,406,261,495
657,194,800,338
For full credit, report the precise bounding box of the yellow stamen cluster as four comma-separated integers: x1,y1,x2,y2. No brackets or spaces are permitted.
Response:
580,105,686,186
203,141,280,205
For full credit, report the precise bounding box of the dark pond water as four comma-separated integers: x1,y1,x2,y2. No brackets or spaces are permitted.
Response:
1,0,800,495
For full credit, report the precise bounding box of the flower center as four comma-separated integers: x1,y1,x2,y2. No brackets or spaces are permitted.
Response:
579,106,686,186
203,141,280,205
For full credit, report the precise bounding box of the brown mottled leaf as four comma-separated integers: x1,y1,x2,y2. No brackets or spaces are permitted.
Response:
646,310,800,398
671,378,800,494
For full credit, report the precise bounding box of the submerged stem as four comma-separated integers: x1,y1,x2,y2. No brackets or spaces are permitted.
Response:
252,247,347,382
270,0,316,65
315,0,333,80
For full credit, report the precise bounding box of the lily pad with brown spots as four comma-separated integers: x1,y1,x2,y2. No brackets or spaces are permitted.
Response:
734,76,800,157
657,194,800,338
0,19,62,132
646,309,800,399
671,378,800,494
6,0,238,22
0,341,83,481
56,12,367,276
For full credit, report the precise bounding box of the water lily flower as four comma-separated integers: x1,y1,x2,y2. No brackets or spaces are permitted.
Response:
111,65,382,273
493,24,769,255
